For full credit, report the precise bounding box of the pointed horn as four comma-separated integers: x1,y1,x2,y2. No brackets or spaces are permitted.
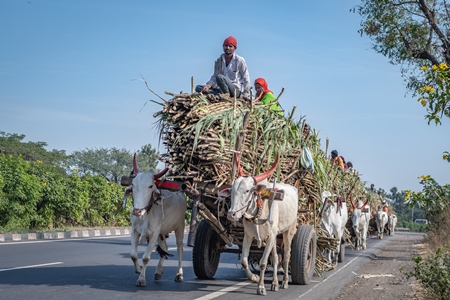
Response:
132,153,139,175
154,168,168,180
361,198,370,210
234,152,245,177
350,196,356,209
252,153,281,183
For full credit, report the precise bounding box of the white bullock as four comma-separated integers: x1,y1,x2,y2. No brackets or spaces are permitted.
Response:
376,209,388,239
227,154,298,296
123,154,187,286
388,214,397,236
320,191,348,263
350,198,370,250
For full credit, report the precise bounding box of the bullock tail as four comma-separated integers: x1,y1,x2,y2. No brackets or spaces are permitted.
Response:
156,244,174,259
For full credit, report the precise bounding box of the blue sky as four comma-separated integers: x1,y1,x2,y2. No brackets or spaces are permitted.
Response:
1,0,448,193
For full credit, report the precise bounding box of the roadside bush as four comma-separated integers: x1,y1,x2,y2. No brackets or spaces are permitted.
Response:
0,155,42,231
397,220,427,232
29,162,65,229
84,174,129,227
405,244,450,300
0,154,129,232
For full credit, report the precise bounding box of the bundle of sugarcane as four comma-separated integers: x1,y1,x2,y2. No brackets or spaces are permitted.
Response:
315,226,340,274
154,91,310,187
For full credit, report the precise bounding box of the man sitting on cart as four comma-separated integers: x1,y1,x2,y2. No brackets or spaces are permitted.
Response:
195,35,251,101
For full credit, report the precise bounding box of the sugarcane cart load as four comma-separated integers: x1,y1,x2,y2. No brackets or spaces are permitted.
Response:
123,89,342,284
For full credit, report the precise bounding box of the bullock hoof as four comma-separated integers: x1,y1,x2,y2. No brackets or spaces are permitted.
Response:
271,282,279,291
135,266,142,274
251,274,260,283
257,286,267,295
135,278,146,287
280,281,288,289
154,273,163,280
174,273,183,282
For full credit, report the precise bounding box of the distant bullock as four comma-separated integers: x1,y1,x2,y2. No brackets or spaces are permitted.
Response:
350,198,370,251
388,214,397,236
227,154,298,296
320,191,348,263
123,154,186,286
376,209,388,239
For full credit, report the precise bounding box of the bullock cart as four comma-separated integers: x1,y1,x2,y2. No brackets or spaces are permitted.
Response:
125,161,321,285
135,89,342,284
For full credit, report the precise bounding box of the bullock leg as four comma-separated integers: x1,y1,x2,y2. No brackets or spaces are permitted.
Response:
333,235,341,264
173,227,184,282
280,223,296,289
353,227,360,250
241,233,259,283
270,242,279,292
154,235,167,280
378,224,383,240
136,231,157,287
257,234,275,295
130,229,142,274
362,228,367,250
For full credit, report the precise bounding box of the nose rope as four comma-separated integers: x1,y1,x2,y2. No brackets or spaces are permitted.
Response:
231,187,256,216
132,189,159,215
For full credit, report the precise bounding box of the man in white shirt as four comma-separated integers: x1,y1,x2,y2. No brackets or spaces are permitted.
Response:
196,36,251,100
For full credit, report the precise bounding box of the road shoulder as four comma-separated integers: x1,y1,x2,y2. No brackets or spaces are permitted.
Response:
336,233,426,300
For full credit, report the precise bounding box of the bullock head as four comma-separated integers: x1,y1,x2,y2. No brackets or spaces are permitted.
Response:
227,153,280,222
123,153,168,216
319,191,334,218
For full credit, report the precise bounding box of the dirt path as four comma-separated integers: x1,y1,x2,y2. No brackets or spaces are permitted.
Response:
336,233,429,300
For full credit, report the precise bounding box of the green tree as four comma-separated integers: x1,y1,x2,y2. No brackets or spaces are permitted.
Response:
0,131,68,168
70,144,159,183
355,0,450,136
136,144,159,171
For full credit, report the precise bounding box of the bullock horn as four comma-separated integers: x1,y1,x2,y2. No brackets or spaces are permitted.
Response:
154,168,168,180
361,198,370,210
350,196,356,209
132,153,139,175
252,153,281,183
234,152,245,177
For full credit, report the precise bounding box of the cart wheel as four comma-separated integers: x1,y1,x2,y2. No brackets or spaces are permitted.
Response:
338,237,345,263
192,220,221,279
249,254,261,273
290,224,316,285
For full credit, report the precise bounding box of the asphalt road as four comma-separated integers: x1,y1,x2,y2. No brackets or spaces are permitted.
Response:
0,232,416,300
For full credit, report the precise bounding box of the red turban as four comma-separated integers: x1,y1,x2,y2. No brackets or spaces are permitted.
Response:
223,36,237,48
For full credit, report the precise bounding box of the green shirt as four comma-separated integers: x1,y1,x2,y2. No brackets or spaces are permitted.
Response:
261,92,283,115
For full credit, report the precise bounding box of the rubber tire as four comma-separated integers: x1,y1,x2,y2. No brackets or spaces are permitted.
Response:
338,237,345,263
192,220,221,279
290,225,316,285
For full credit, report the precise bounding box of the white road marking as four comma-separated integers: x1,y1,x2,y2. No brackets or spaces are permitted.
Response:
0,262,63,272
194,281,253,300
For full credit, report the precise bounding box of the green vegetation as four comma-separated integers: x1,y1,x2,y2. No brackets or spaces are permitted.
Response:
0,154,130,232
405,244,450,300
